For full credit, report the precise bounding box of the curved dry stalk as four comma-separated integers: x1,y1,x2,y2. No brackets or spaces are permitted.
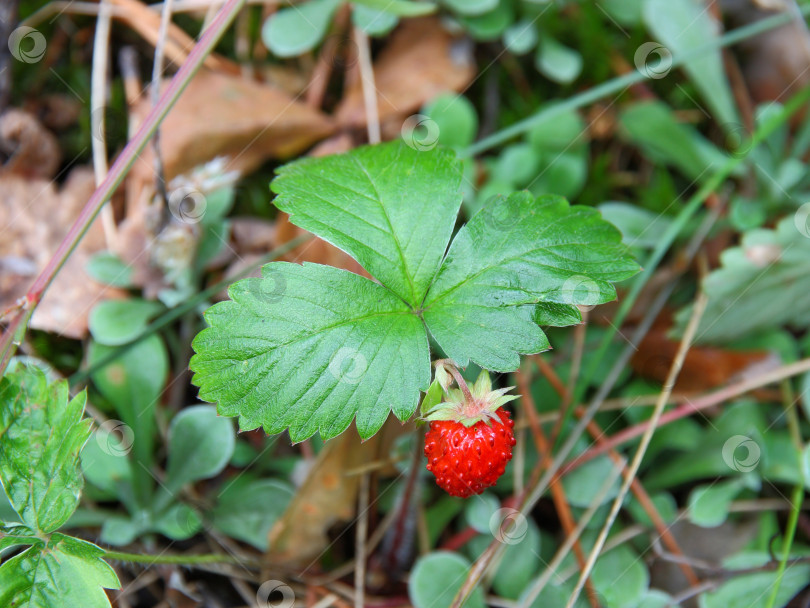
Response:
565,291,708,607
519,460,625,606
0,0,248,375
90,0,117,245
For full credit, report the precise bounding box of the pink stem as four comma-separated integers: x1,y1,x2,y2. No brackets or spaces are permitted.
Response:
0,0,247,374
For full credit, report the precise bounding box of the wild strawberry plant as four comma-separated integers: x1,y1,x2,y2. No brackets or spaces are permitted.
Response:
0,366,120,606
190,141,640,454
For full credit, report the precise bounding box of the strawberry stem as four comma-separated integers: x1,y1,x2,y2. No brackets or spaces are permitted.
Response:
435,359,473,403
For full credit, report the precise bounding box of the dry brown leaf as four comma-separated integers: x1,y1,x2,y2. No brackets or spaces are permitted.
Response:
129,70,336,185
0,167,126,338
630,322,770,392
267,419,407,564
335,17,476,130
724,1,810,104
110,0,238,73
274,212,368,276
0,109,61,179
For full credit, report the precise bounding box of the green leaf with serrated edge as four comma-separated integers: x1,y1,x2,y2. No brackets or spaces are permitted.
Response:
422,192,640,371
677,215,810,343
533,301,582,327
0,533,119,608
190,262,430,441
0,524,41,552
0,367,92,533
270,142,462,307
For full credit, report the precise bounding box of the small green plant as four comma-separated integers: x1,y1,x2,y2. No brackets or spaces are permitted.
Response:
190,141,640,457
0,365,120,607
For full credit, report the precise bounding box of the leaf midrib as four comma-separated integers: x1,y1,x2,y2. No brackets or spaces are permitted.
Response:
350,153,419,305
206,308,417,363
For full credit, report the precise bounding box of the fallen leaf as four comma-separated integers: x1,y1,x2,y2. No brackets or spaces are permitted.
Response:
726,2,810,104
0,167,126,338
110,0,238,73
0,109,61,179
130,70,336,184
267,419,407,564
335,17,476,130
630,315,770,392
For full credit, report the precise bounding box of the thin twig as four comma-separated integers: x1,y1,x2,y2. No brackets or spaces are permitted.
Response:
519,461,625,606
354,26,380,145
90,0,118,246
355,472,370,608
565,292,708,608
0,0,248,376
150,0,175,208
516,367,598,607
535,352,699,585
566,355,810,473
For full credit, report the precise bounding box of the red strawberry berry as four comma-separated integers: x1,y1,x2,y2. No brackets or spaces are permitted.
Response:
424,407,516,498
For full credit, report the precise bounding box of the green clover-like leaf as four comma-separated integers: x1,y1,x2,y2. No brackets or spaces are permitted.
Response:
0,533,119,608
0,366,93,533
191,262,430,441
190,142,639,441
422,192,640,370
271,141,462,307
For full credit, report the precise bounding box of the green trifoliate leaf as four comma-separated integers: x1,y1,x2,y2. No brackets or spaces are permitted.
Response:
193,143,639,441
0,366,93,533
0,533,119,608
271,142,463,307
191,262,430,441
422,192,640,371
